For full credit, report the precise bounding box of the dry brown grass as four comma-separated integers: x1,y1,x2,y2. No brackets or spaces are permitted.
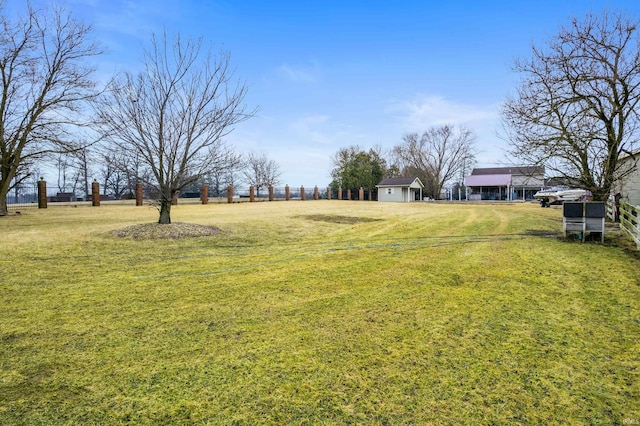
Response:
109,222,221,240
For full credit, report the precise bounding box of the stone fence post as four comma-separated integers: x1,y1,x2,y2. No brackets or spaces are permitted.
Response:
250,185,255,202
338,188,342,200
347,189,351,200
359,187,364,201
285,185,290,201
37,178,47,209
300,186,305,201
92,180,100,206
314,186,319,200
201,184,209,205
227,185,233,203
135,183,143,206
269,186,274,201
327,187,331,200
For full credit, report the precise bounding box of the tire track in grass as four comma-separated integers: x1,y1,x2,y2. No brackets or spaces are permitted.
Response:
133,233,541,280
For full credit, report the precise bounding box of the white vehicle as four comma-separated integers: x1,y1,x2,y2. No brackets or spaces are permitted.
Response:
533,187,591,207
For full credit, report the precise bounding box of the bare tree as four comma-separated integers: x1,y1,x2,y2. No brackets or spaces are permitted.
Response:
502,11,640,201
54,153,74,193
207,150,243,196
98,151,131,199
242,152,282,196
0,3,101,215
96,32,254,223
392,125,476,199
74,147,91,200
52,147,92,199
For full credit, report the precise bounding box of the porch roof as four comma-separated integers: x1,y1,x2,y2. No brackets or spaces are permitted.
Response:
465,174,511,187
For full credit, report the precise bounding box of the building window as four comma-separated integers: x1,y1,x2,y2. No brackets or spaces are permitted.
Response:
387,188,393,194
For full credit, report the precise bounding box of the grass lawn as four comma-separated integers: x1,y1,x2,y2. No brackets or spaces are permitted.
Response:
1,201,639,424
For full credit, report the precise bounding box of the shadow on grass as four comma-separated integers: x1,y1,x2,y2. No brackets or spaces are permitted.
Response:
298,214,383,225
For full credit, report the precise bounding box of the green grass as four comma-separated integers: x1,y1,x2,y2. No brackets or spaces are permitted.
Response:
1,201,639,425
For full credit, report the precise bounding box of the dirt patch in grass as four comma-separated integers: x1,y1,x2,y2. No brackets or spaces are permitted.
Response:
525,229,559,238
299,214,382,225
109,222,221,240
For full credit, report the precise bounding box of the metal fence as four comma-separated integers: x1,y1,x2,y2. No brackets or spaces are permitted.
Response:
6,183,39,210
184,186,380,202
5,183,376,210
220,186,376,201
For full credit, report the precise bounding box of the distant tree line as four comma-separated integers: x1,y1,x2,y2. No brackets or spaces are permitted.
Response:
330,124,476,200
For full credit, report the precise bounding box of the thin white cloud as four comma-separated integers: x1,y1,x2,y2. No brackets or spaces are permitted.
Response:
386,95,508,166
276,62,321,84
388,95,499,131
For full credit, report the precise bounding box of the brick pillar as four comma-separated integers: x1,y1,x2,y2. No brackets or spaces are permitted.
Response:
135,183,143,206
338,188,342,200
171,191,178,205
285,185,290,201
249,185,255,202
327,187,331,200
269,186,274,201
92,180,100,206
347,189,351,200
300,186,305,201
201,184,208,205
314,186,319,200
359,187,364,201
227,185,233,203
37,178,47,209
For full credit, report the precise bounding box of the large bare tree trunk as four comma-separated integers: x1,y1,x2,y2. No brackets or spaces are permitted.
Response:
158,200,171,224
0,194,7,216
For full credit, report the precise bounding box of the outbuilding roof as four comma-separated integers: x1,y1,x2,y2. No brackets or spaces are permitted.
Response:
376,177,424,188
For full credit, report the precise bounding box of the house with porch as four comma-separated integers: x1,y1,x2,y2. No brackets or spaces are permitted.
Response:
464,166,545,201
376,177,424,202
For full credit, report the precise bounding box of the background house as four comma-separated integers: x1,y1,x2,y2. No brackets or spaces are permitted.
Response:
616,149,640,206
376,177,424,202
464,166,545,201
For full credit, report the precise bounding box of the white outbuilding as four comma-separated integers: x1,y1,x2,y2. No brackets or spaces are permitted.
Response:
376,177,424,202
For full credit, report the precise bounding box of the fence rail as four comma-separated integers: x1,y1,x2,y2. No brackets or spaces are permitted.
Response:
619,200,640,249
606,197,616,221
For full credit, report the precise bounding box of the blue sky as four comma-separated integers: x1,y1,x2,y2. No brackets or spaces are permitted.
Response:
6,0,640,187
